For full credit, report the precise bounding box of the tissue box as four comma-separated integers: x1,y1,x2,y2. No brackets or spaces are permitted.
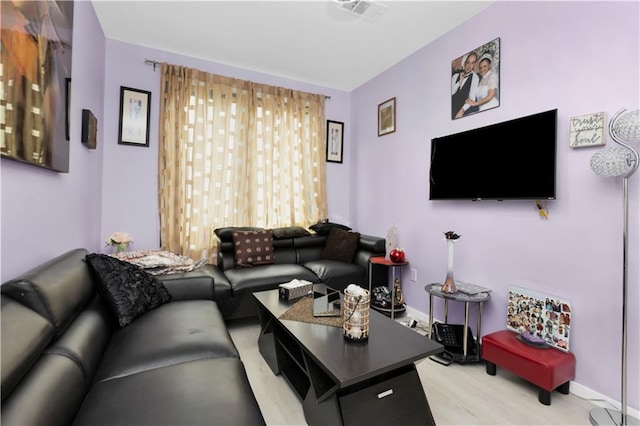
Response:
279,279,313,300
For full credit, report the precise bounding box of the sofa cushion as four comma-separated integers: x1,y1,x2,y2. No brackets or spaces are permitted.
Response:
73,358,265,426
1,248,94,336
271,226,311,239
232,229,274,267
214,226,264,243
1,296,56,399
85,254,172,327
93,300,238,383
304,260,366,291
225,264,319,294
1,352,87,426
309,221,352,235
321,228,361,263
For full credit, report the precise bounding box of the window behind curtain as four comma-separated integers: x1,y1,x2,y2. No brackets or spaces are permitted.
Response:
158,64,327,262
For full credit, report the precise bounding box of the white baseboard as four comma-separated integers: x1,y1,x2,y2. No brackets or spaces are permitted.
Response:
403,305,640,419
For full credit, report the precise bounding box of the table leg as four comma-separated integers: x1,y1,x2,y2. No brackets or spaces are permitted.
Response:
477,301,484,354
463,302,470,358
444,299,449,323
390,266,396,319
428,294,434,339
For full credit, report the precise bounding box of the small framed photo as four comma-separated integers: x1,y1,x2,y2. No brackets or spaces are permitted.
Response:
378,97,396,136
81,109,97,149
326,120,344,163
118,86,151,147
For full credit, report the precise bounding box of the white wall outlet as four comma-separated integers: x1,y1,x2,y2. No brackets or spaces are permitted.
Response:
410,268,417,282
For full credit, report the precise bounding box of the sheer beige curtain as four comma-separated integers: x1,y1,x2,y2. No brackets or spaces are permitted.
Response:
158,63,327,262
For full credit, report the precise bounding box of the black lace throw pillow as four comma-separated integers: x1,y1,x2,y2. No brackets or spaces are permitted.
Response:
85,253,171,327
309,221,352,236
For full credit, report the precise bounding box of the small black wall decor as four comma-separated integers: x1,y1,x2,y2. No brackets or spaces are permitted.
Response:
81,109,97,149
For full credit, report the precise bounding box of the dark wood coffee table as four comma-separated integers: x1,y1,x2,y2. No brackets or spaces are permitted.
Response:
254,288,443,426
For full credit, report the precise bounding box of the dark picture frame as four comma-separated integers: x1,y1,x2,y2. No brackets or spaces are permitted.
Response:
65,78,71,141
451,37,500,120
378,97,396,136
81,109,97,149
118,86,151,147
326,120,344,163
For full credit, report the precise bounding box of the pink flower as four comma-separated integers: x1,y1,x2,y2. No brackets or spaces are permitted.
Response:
106,232,133,246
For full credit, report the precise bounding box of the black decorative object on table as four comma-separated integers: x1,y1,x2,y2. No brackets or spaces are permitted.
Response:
371,286,406,316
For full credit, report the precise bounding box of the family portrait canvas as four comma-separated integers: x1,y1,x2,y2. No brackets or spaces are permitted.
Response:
451,38,500,120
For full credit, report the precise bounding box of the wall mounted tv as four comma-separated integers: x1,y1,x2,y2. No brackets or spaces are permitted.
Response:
429,109,557,201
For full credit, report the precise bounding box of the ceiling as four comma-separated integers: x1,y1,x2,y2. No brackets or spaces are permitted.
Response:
92,0,494,92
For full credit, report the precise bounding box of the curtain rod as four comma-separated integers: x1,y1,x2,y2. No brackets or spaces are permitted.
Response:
144,58,331,99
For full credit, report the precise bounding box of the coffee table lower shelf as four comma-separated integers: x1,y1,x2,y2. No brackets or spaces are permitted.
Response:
255,289,440,426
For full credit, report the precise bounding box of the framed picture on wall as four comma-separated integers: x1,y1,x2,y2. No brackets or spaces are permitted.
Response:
451,37,500,120
326,120,344,163
65,78,72,141
378,97,396,136
118,86,151,147
81,109,97,149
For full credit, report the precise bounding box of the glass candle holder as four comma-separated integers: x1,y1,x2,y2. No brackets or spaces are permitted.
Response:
343,287,370,343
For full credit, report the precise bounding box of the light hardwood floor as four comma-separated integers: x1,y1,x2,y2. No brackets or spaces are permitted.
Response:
228,318,598,426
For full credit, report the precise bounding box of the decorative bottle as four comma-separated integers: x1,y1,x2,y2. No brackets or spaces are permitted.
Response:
441,238,458,293
393,278,404,306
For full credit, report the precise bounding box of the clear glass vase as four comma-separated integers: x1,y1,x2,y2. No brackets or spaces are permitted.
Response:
441,239,457,293
113,243,128,254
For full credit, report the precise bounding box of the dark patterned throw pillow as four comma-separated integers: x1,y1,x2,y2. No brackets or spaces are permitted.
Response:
271,226,311,239
232,229,274,267
85,253,172,327
321,227,361,263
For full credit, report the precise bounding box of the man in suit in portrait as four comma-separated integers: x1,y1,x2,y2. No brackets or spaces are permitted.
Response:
451,52,480,119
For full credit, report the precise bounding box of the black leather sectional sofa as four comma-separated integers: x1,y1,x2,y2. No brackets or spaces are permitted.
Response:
210,226,387,320
1,249,264,425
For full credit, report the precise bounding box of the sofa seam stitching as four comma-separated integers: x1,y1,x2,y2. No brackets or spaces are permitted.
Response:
23,280,58,332
45,348,91,392
94,353,239,384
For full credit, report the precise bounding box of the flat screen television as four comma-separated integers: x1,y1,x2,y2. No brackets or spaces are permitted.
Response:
429,109,557,201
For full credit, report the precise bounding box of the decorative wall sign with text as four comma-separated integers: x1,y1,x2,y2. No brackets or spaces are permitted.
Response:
569,112,606,148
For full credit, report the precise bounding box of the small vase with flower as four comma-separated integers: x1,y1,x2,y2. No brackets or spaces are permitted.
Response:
441,231,461,294
106,232,133,254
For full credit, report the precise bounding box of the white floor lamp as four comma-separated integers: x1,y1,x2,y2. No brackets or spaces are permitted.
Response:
589,109,639,426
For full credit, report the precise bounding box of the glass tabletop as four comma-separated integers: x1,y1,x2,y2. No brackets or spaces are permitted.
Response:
424,283,491,302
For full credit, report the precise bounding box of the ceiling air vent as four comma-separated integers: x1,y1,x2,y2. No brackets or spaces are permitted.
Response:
335,0,388,21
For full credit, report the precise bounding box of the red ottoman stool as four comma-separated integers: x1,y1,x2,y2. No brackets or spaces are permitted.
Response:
481,330,576,405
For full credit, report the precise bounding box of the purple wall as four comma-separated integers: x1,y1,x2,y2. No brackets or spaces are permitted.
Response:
1,0,638,412
1,1,105,280
350,1,639,410
99,41,353,253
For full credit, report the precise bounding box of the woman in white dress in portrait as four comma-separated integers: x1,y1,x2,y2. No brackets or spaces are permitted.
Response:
464,55,499,112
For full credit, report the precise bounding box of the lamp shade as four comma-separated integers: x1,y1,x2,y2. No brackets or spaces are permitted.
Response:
612,109,640,144
590,146,635,177
590,109,639,179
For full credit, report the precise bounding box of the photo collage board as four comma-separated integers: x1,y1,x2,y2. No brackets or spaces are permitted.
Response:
507,285,572,352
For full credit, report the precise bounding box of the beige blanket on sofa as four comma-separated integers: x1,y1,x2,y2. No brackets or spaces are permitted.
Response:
112,250,206,275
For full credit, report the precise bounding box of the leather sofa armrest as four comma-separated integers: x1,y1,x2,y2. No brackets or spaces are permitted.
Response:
358,234,386,254
157,265,220,301
354,234,386,284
